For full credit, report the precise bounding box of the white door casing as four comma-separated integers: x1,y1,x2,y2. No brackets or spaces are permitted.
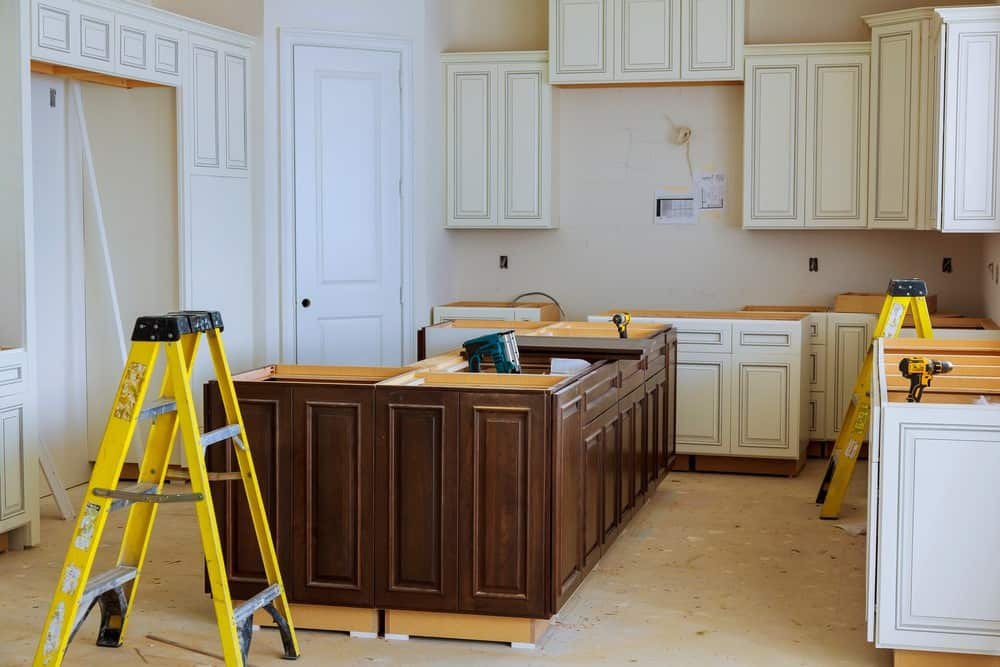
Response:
286,33,411,366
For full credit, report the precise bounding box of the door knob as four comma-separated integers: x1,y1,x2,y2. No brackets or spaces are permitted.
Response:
301,298,311,308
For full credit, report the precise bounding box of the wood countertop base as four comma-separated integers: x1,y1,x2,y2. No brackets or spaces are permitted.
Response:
384,610,550,648
249,602,379,637
595,309,810,321
896,650,1000,667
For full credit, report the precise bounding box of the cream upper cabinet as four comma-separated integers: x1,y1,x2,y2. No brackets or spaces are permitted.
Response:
550,0,743,84
445,52,554,229
743,44,870,230
866,6,1000,232
681,0,743,80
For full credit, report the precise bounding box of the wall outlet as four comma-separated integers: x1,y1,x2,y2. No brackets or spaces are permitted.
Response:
809,257,819,272
499,255,508,270
942,257,952,273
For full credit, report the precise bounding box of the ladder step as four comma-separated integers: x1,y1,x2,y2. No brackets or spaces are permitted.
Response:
93,484,203,511
233,583,282,625
74,566,138,627
201,424,242,448
139,398,177,421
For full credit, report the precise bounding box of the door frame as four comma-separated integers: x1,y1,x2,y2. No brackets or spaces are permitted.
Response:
278,28,415,365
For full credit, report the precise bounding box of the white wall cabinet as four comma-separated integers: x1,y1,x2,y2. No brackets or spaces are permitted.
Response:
550,0,743,84
444,52,554,229
866,6,1000,232
189,36,249,176
743,44,870,229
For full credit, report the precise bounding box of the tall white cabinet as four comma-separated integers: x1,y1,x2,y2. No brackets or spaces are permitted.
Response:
866,6,1000,232
444,52,554,229
743,43,870,229
549,0,744,84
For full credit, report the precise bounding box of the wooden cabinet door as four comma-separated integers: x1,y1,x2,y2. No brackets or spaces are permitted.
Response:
731,355,796,457
645,370,667,487
805,53,870,228
941,19,1000,232
445,62,497,227
743,54,807,228
374,388,459,612
458,392,549,618
665,337,678,470
205,382,293,601
619,387,645,524
825,314,875,439
600,407,621,544
552,385,585,610
582,414,604,572
680,0,743,80
676,353,732,455
0,398,25,521
550,0,615,83
614,0,681,81
290,385,374,607
498,62,551,228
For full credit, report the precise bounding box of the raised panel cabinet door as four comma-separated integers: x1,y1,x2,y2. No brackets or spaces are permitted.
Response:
665,338,678,470
224,51,249,171
192,41,221,169
645,370,667,485
552,386,585,610
458,392,548,618
676,353,732,455
498,62,551,228
374,388,459,611
600,407,621,545
117,18,149,72
34,0,73,62
618,390,637,526
805,53,870,228
614,0,681,81
446,63,497,227
78,6,116,72
942,20,1000,232
680,0,744,80
743,56,807,228
550,0,615,82
582,414,604,572
0,402,25,521
808,390,826,440
731,356,796,457
204,382,293,601
825,315,874,438
869,23,922,229
290,385,374,607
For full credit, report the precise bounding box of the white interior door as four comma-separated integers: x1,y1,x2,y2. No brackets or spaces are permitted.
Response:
30,74,91,488
293,45,403,366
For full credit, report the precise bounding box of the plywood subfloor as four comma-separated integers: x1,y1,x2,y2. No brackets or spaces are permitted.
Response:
1,461,888,666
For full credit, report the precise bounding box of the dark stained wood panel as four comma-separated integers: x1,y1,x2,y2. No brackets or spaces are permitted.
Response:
601,408,621,545
291,385,373,606
582,416,603,572
375,389,459,612
459,392,548,618
552,385,584,609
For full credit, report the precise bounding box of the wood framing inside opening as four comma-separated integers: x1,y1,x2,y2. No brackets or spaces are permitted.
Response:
31,60,167,90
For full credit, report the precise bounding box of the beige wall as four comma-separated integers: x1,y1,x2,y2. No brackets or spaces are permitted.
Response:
152,0,262,35
432,0,989,318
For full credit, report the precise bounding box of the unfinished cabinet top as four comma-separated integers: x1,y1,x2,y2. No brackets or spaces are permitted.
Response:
879,339,1000,405
594,309,810,322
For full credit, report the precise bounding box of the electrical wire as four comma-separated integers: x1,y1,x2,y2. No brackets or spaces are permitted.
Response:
512,291,567,319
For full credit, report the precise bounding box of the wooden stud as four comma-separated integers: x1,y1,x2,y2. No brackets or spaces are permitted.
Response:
384,609,549,646
31,60,166,90
249,603,378,635
0,531,8,554
895,650,1000,667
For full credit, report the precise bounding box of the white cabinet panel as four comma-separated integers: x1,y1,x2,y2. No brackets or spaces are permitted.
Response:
805,54,869,228
681,0,743,80
807,345,826,390
446,64,496,226
942,21,1000,232
498,64,549,225
79,9,114,68
551,0,615,82
732,356,794,455
676,353,731,455
826,314,874,438
869,24,922,229
808,390,825,439
224,53,248,170
614,0,680,81
192,43,220,168
0,402,25,521
154,35,180,76
118,21,147,70
744,57,806,228
36,2,72,54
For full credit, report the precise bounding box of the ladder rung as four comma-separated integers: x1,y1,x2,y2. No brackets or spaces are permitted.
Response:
201,424,242,448
93,484,203,510
233,583,282,625
139,399,177,421
75,566,138,626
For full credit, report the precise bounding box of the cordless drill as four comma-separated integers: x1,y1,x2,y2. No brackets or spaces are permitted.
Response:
611,312,631,339
898,357,954,403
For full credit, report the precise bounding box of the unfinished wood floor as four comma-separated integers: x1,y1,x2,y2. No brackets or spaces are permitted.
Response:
2,460,888,666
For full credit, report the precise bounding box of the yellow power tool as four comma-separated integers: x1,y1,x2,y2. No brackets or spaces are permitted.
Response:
898,357,954,403
611,312,631,339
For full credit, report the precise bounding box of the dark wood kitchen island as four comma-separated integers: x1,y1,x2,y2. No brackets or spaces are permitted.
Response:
204,322,676,647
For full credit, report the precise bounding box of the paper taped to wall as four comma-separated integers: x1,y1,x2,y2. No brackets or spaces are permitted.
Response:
696,172,726,210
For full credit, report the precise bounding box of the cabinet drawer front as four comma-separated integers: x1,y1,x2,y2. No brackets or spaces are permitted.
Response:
808,344,827,390
808,390,825,438
0,405,25,521
733,321,801,351
637,319,731,353
0,363,25,398
619,358,645,396
806,314,827,344
581,363,619,423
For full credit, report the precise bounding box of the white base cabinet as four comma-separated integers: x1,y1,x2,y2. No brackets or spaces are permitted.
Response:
0,349,39,546
549,0,743,84
444,52,554,229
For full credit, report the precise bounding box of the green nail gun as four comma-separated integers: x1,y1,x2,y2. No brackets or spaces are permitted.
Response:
462,330,522,374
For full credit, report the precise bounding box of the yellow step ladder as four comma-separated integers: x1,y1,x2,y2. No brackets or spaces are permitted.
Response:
815,280,934,519
34,311,299,666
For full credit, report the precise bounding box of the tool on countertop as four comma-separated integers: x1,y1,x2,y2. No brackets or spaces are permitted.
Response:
611,312,631,339
899,357,954,403
34,311,298,667
462,330,522,373
815,279,935,520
